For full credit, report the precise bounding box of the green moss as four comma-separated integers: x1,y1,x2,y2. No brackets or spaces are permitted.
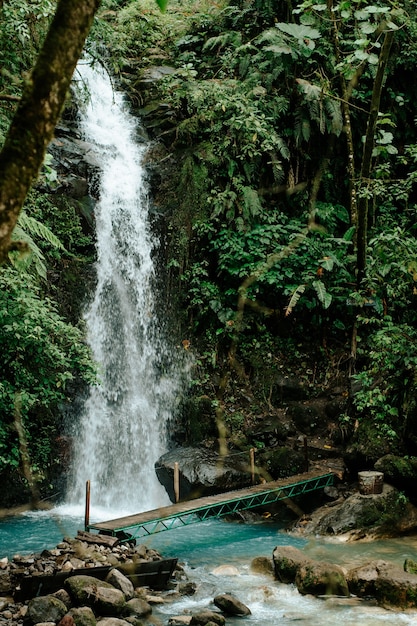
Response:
356,490,409,530
258,447,305,479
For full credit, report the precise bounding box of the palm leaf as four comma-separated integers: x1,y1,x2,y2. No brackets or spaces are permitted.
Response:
285,284,306,316
312,280,332,309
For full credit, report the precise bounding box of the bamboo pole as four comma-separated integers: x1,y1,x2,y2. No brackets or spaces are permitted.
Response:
303,437,309,472
174,462,180,503
250,448,255,485
84,480,91,530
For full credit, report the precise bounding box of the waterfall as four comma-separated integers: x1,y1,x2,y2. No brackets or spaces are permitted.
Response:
67,59,179,515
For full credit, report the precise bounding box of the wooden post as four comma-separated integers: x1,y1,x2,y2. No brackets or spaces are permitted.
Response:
84,480,91,531
174,462,180,503
303,437,309,472
250,448,255,485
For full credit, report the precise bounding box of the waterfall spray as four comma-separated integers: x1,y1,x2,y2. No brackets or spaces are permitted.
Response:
67,59,180,516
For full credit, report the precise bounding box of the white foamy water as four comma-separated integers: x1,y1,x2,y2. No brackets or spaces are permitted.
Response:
2,513,417,624
147,520,417,626
66,59,182,516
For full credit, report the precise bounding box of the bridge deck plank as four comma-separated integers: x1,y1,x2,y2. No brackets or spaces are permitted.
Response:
89,468,335,533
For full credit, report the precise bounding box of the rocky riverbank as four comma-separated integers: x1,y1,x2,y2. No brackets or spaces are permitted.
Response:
0,529,254,626
3,488,417,626
272,544,417,609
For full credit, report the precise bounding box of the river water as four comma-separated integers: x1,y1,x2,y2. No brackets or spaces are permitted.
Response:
1,510,417,624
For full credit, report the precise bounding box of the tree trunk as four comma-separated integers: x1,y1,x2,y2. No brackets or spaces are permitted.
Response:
328,0,366,232
356,30,394,284
0,0,101,264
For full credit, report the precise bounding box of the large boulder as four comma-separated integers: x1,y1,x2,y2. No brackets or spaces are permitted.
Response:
27,594,68,624
65,576,125,616
0,570,11,594
122,597,152,619
272,545,311,583
374,569,417,608
250,556,274,576
291,484,417,538
105,569,134,601
189,611,226,626
348,560,417,608
168,618,192,626
68,606,96,626
257,447,305,479
213,593,251,616
295,561,349,597
155,447,251,501
97,617,132,626
347,560,391,597
374,455,417,493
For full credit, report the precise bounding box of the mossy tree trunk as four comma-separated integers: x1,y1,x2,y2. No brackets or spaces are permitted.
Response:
356,30,394,285
0,0,101,264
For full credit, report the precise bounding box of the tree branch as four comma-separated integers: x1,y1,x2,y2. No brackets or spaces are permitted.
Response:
0,94,20,102
0,0,101,264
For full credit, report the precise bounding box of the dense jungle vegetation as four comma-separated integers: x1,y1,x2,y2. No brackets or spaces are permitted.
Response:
1,0,417,504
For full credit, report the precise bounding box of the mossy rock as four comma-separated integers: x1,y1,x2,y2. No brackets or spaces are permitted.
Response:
69,606,96,626
374,454,417,493
65,575,125,615
27,595,67,624
374,572,417,608
258,447,305,479
295,562,350,597
272,545,311,583
404,558,417,575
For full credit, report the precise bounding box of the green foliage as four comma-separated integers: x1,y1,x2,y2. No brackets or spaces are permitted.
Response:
91,0,219,74
10,210,65,279
352,317,417,442
209,209,353,315
364,227,417,322
22,190,94,258
96,0,417,460
0,0,56,140
0,267,96,471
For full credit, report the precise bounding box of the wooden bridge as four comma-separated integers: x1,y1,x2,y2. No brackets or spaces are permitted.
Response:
87,468,336,542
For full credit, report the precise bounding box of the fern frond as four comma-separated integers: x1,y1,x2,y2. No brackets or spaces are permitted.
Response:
294,110,311,146
239,55,251,78
268,151,285,184
241,186,262,219
18,211,65,250
275,135,290,160
10,224,47,279
296,78,321,101
9,211,66,279
203,31,242,52
324,96,343,136
285,284,306,316
243,161,256,183
343,226,356,241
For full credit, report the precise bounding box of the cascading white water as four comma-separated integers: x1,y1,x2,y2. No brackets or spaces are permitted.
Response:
67,59,180,515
